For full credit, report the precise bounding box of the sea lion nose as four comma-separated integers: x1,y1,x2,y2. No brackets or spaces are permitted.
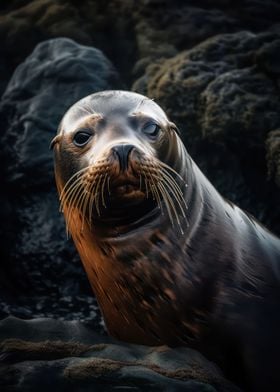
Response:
112,144,134,171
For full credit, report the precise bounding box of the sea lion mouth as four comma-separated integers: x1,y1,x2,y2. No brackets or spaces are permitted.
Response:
111,177,142,198
112,185,145,201
94,174,159,230
94,195,160,233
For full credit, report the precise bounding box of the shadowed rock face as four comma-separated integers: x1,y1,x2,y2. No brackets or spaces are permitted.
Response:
0,37,121,326
0,317,241,392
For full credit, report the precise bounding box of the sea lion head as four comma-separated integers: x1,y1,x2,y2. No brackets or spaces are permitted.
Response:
52,90,188,236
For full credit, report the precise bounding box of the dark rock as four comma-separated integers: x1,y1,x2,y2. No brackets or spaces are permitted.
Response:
0,0,137,94
1,0,280,95
1,37,120,185
133,3,238,61
0,317,241,392
130,0,280,78
0,316,112,344
0,37,121,326
266,129,280,188
133,30,280,234
0,0,92,94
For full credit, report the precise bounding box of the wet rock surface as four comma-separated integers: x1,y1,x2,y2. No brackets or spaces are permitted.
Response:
0,317,241,392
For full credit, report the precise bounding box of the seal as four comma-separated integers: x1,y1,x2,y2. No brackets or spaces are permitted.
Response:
52,90,280,391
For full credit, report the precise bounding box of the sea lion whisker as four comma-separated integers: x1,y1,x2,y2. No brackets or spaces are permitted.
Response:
141,170,149,199
139,165,154,200
151,178,163,212
145,170,157,203
138,163,145,192
145,159,187,213
81,166,108,224
61,175,87,208
145,180,149,199
60,165,89,193
159,167,187,202
158,181,177,219
82,181,96,230
156,159,185,182
145,162,166,212
145,168,163,213
74,173,95,215
140,163,164,215
158,169,189,213
65,217,72,239
147,160,184,202
87,174,101,224
152,185,164,214
107,176,111,196
94,174,104,216
155,169,184,200
60,166,90,201
157,171,188,214
158,181,184,234
162,179,186,219
86,181,97,228
82,171,102,228
81,191,89,230
64,182,85,226
65,177,86,208
139,172,142,192
101,173,108,208
88,179,98,226
60,175,85,210
64,183,85,237
60,171,97,219
157,182,175,227
159,177,186,219
75,185,89,230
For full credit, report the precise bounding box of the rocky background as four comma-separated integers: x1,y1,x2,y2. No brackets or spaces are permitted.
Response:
0,0,280,390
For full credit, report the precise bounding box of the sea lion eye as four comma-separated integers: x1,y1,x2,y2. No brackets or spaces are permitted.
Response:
73,130,92,147
143,123,161,138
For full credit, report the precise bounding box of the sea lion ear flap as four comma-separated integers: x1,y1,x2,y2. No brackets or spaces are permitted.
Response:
169,122,181,135
50,135,61,150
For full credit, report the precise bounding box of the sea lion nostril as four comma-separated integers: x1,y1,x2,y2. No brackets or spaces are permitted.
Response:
112,144,134,171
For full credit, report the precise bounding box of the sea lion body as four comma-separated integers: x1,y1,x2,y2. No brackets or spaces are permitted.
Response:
52,90,280,391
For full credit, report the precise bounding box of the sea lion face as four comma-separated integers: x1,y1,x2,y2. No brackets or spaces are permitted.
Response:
52,91,187,234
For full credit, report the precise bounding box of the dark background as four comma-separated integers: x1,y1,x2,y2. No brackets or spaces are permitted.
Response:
0,0,280,330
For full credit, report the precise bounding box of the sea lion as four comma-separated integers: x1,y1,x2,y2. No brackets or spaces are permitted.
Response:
52,90,280,391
